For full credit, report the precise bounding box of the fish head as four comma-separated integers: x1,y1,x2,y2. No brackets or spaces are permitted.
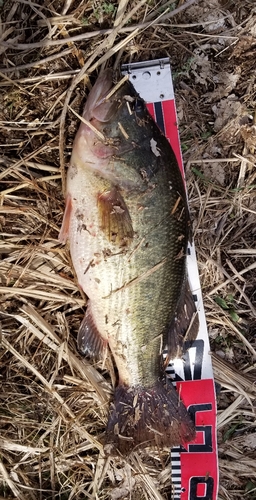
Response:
71,70,168,191
82,70,148,142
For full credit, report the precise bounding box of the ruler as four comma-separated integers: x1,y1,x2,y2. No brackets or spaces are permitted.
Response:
122,59,218,500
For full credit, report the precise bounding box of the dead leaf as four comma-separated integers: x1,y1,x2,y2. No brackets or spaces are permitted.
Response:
190,46,212,86
212,97,242,132
204,162,226,186
241,433,256,450
240,124,256,153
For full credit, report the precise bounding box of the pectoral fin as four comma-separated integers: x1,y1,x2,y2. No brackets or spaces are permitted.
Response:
59,194,72,244
165,279,199,363
98,188,133,246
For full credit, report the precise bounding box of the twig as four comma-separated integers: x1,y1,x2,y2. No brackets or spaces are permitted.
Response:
0,69,80,85
206,257,256,317
104,74,129,101
145,0,177,21
0,460,27,500
1,0,198,51
2,336,103,451
67,104,105,141
0,48,73,74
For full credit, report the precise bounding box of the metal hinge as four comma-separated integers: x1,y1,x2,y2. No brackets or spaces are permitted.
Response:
121,57,174,102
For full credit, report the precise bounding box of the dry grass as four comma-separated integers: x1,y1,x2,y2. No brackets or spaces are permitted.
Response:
0,0,256,498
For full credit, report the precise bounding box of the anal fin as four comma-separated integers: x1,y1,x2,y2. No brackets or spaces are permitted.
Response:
98,188,133,247
166,279,199,363
77,301,108,361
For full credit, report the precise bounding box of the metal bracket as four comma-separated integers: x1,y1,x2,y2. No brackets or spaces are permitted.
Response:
121,57,174,103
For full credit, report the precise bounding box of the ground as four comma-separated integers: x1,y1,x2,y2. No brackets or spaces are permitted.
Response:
0,0,256,499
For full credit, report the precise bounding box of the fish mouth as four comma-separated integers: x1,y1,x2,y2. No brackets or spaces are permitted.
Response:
83,70,118,124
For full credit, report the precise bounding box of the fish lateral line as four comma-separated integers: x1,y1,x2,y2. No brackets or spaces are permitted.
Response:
126,237,145,262
102,257,167,298
141,332,163,354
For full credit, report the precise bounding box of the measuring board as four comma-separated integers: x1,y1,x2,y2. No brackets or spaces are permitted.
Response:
122,59,218,500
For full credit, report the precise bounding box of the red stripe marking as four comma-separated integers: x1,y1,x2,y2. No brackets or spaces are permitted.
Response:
146,102,155,121
178,379,218,500
146,100,183,176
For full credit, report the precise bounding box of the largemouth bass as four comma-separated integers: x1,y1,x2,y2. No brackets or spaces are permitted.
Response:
59,70,198,453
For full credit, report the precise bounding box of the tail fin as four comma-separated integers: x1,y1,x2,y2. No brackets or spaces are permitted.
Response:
105,380,194,454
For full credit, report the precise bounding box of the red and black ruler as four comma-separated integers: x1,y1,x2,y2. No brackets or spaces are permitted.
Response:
122,59,218,500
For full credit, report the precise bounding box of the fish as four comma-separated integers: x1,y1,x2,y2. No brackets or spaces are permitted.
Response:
59,69,199,454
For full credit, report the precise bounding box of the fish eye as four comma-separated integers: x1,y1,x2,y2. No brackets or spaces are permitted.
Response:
134,98,144,113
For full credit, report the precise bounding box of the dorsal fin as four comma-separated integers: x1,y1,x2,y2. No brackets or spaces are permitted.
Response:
165,279,199,363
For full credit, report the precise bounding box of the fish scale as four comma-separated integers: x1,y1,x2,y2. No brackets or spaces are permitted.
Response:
59,69,198,453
